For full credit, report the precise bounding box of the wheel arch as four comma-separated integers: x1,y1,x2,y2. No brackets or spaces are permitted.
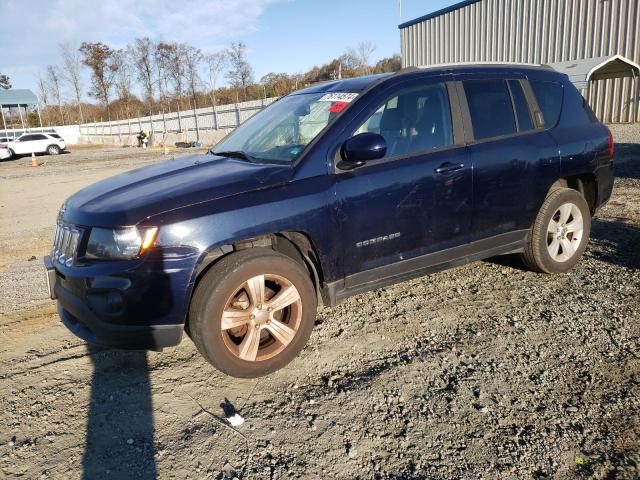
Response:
185,231,326,333
548,173,597,213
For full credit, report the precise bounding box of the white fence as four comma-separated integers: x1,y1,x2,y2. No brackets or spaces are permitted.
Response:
79,97,278,144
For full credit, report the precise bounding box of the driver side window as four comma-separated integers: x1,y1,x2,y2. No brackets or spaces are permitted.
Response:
353,83,453,159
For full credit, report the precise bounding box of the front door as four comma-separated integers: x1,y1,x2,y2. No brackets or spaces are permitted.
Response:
333,79,473,285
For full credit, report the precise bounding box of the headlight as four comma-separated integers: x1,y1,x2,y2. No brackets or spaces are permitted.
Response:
85,226,158,260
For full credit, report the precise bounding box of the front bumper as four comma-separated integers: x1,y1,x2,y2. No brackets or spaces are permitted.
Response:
44,255,184,350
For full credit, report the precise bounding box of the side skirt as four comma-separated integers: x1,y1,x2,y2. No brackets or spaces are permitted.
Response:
322,230,528,306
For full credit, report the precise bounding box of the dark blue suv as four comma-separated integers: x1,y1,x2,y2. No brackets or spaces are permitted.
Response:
44,64,614,377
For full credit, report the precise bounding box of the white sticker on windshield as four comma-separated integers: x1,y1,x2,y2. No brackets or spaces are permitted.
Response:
318,92,358,103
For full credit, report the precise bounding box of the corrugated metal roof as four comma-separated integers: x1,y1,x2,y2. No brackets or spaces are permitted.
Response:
398,0,481,29
547,55,640,90
0,89,38,106
399,0,640,123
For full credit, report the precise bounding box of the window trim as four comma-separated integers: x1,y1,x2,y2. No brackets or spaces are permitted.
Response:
506,79,538,133
333,79,464,172
519,79,546,129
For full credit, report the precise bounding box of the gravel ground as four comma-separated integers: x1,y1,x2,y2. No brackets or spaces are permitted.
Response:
0,127,638,479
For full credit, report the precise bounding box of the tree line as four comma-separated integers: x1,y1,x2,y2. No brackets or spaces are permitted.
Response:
29,40,400,126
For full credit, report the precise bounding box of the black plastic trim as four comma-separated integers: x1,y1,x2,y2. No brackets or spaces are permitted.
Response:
323,230,528,306
55,282,183,351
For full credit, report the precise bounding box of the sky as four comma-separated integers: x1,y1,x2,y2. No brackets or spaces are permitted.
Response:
0,0,458,100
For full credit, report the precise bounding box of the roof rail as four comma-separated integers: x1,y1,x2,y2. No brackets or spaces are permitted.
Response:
415,61,553,70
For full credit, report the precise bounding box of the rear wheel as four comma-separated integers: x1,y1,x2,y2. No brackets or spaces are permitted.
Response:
47,145,61,155
189,248,317,378
521,187,591,273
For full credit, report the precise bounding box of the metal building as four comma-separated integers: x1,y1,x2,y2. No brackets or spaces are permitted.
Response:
399,0,640,123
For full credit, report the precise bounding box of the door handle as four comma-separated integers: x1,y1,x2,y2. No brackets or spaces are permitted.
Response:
435,162,464,174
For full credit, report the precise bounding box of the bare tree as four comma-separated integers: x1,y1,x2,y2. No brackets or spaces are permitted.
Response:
205,50,227,107
226,42,254,99
36,72,50,125
153,42,173,110
59,41,84,123
182,45,203,107
79,42,117,119
357,41,377,72
47,65,66,124
113,49,135,119
182,45,203,140
129,37,155,109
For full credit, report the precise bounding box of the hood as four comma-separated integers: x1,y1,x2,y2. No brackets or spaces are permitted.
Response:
63,154,293,227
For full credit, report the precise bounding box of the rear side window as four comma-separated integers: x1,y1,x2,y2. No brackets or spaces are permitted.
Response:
560,83,597,126
507,80,534,131
530,80,563,128
49,133,62,139
463,80,516,140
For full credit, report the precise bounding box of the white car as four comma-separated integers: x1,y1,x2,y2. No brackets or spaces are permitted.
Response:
0,144,11,160
4,132,66,157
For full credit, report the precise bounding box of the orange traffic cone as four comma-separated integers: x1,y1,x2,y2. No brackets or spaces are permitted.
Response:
31,152,38,167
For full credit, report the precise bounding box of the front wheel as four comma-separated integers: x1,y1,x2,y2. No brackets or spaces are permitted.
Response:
189,248,317,378
521,187,591,273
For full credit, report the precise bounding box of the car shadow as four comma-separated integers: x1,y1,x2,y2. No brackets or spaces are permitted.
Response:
589,217,640,270
613,142,640,180
81,346,158,479
484,216,640,272
483,252,529,272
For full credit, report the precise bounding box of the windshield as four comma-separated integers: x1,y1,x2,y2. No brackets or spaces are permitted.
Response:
213,92,357,164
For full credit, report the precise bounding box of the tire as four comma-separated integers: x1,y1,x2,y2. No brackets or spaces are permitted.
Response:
521,187,591,273
8,149,15,159
189,248,317,378
47,145,61,155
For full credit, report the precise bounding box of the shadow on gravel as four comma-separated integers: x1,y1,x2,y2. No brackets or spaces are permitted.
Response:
483,253,529,272
487,219,640,272
590,218,640,270
614,143,640,179
82,345,157,479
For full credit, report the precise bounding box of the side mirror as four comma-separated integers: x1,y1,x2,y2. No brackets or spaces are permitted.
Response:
339,132,387,170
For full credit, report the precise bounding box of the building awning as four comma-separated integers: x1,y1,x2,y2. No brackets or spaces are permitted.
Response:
0,89,38,107
547,55,640,90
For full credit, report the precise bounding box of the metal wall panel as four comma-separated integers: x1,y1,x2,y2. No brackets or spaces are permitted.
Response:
400,0,640,123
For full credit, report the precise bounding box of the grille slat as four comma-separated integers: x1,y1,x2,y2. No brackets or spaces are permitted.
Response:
51,222,81,267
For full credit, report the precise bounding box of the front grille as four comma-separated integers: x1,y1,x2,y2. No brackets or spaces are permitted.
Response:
52,222,81,267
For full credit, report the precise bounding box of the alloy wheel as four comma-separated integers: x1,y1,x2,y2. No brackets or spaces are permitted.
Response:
546,202,584,262
220,274,302,362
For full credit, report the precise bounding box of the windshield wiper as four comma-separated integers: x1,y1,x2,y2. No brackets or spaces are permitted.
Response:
211,150,255,162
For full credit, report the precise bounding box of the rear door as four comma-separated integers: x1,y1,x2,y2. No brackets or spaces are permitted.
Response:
14,134,48,154
458,76,560,243
31,134,50,152
332,77,473,283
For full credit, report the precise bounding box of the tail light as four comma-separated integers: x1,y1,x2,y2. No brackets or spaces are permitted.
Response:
607,128,614,161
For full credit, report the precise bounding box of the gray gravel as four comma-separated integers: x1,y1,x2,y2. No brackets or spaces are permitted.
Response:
0,132,638,479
